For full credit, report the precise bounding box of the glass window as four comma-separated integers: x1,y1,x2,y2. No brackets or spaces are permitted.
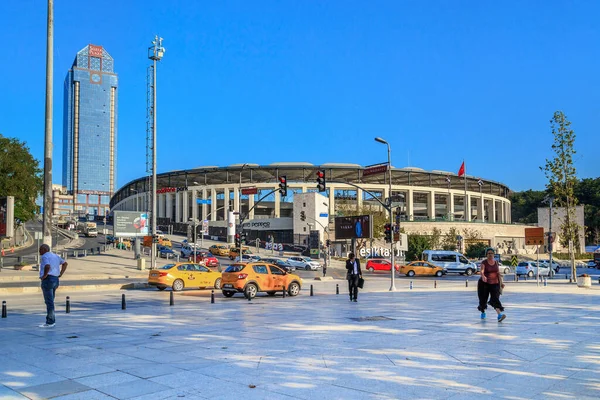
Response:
252,265,268,274
459,256,469,264
196,265,209,272
269,266,285,275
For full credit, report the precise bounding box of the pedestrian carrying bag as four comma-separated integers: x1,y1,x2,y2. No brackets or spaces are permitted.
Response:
358,277,365,289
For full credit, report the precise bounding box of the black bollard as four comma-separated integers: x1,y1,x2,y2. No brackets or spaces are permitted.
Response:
310,284,314,296
1,301,6,318
169,291,174,306
566,274,568,280
465,279,468,288
211,290,215,304
90,248,94,255
336,284,339,295
282,285,286,298
121,294,126,310
66,296,71,314
97,246,100,253
434,280,437,289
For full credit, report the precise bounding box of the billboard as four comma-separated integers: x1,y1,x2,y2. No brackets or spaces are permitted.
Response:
334,215,373,239
113,211,149,237
0,196,15,238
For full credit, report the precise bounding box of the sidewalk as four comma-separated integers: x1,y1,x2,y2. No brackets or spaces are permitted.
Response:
1,278,600,399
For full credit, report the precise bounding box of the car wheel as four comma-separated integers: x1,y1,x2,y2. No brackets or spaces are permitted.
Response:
214,278,222,289
465,269,474,276
504,267,510,274
266,291,276,296
435,270,443,277
172,279,184,292
305,266,310,271
245,284,258,299
407,270,415,277
368,267,374,272
288,282,300,296
528,271,534,277
157,286,166,291
222,290,235,298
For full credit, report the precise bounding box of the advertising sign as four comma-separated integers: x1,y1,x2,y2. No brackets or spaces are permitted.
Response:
334,215,373,239
525,227,544,246
363,164,388,177
113,211,149,237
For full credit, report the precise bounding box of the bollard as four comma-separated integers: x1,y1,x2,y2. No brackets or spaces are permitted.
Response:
516,275,519,282
543,278,547,287
211,290,215,304
465,279,468,288
74,250,78,258
410,281,413,290
282,285,286,298
598,277,600,285
121,294,126,310
84,250,87,257
90,248,94,255
336,284,339,295
434,280,437,289
66,296,71,313
1,301,6,318
569,278,572,283
310,284,314,296
97,246,100,253
169,291,174,306
566,274,568,281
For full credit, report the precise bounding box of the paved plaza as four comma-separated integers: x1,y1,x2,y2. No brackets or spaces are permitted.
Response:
1,279,600,400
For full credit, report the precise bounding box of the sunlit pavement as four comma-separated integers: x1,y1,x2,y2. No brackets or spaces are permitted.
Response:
1,280,600,399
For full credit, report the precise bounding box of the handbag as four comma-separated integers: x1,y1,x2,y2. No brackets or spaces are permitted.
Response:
358,277,365,289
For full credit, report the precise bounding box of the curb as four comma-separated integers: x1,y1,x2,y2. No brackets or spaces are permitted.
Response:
0,282,150,295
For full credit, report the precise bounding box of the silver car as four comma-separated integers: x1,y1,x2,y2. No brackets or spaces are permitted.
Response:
516,261,550,277
286,256,321,271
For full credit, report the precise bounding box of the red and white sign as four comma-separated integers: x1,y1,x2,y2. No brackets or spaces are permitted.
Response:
241,187,258,195
363,164,388,177
156,187,177,194
89,45,103,57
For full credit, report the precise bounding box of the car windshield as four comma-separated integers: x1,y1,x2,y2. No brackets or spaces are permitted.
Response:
158,264,175,270
224,265,245,273
303,257,313,262
517,262,529,267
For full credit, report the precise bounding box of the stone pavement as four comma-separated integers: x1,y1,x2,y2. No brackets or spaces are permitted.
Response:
1,278,600,399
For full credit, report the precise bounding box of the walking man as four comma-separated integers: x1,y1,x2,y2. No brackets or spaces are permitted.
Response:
346,252,362,302
39,244,68,328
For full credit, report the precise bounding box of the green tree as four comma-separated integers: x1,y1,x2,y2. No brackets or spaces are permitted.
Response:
510,190,547,223
0,135,43,222
406,234,432,261
465,242,488,259
542,111,581,251
441,227,460,250
430,227,442,249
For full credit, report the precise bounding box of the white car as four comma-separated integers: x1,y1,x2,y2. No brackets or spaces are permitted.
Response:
516,261,550,277
235,254,261,263
286,256,321,271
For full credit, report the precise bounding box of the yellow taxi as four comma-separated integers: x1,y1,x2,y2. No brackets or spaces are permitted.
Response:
148,262,222,291
399,261,446,277
221,262,302,299
228,247,251,260
158,237,172,248
209,244,230,257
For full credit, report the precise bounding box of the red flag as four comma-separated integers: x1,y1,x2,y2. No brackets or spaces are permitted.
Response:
457,161,465,177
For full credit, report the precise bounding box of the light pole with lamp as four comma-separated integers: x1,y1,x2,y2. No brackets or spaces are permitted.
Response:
375,137,396,291
148,36,165,270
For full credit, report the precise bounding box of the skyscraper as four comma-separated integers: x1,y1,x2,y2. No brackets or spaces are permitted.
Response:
62,44,118,218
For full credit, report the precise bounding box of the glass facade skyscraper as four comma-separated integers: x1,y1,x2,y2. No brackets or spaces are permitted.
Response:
62,44,118,217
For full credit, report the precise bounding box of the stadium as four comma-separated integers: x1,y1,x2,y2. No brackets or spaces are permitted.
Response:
109,163,528,254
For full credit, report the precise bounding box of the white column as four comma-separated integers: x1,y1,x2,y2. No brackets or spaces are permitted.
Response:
234,187,240,223
477,195,484,222
428,191,435,220
191,189,198,221
223,188,230,215
210,188,217,222
449,193,454,219
492,199,497,223
466,195,472,222
501,201,506,223
182,191,189,222
166,193,173,220
175,191,181,223
357,188,363,210
407,189,414,221
274,190,281,218
201,189,207,221
248,194,255,220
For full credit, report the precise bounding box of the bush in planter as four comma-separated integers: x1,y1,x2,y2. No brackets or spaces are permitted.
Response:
579,274,590,278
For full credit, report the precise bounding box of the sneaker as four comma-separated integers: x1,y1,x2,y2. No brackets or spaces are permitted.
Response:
481,312,486,320
39,323,55,328
353,299,358,302
498,314,506,322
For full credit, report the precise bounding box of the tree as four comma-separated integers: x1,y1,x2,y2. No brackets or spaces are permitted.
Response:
441,227,460,251
406,234,432,261
510,190,548,223
430,227,442,249
0,135,43,222
542,111,581,251
465,242,488,259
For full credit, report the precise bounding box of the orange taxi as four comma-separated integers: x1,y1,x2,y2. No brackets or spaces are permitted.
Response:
221,262,302,299
398,261,446,277
209,244,230,257
228,247,252,260
148,262,222,291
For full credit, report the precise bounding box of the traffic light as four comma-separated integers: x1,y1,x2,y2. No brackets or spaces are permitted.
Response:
278,176,287,197
240,231,247,245
316,170,326,192
235,233,240,248
326,239,331,247
300,211,306,221
384,223,392,243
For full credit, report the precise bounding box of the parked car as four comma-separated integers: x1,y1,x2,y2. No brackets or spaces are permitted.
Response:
477,259,512,275
421,250,478,276
147,262,222,291
234,254,262,263
539,259,561,273
586,260,598,268
189,251,219,267
180,243,201,258
229,247,252,260
260,258,295,273
286,256,321,271
158,246,176,258
516,261,550,277
221,262,302,299
399,261,446,277
365,259,400,273
209,245,230,257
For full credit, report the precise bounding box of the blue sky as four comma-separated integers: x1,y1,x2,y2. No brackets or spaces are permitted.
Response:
1,1,598,192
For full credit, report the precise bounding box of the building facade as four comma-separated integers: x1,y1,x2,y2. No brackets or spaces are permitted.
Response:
51,184,74,218
537,205,585,254
62,44,118,218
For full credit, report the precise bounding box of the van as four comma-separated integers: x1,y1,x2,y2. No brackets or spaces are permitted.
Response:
421,250,478,276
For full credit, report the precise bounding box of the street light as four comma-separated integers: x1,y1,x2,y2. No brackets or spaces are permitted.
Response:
375,137,396,291
543,195,555,278
148,35,165,270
